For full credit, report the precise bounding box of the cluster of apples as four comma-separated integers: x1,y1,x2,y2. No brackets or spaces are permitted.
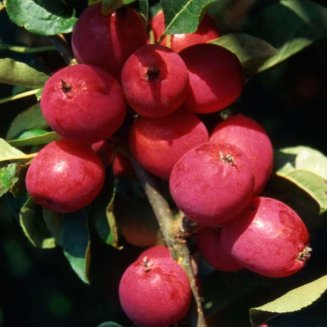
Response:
24,4,311,327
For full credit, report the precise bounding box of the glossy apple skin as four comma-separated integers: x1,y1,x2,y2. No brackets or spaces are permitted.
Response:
41,64,126,144
151,10,220,52
26,140,105,213
119,252,191,327
179,44,244,113
196,228,243,271
129,110,209,179
210,114,274,194
72,4,147,80
121,44,189,118
169,142,254,226
221,197,311,278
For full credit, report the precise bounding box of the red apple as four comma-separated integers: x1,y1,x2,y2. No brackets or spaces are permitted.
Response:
40,64,126,144
119,251,191,327
179,43,244,113
151,10,220,52
196,227,243,271
210,114,274,194
121,44,189,118
129,110,209,179
26,140,105,213
220,197,311,277
72,4,147,80
169,142,255,226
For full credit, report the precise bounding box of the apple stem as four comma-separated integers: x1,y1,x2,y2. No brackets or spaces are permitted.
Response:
50,34,76,65
130,158,207,327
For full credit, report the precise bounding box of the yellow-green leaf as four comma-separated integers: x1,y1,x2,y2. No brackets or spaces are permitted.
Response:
0,138,36,162
250,275,327,326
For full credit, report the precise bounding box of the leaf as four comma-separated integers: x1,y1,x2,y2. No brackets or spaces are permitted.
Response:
275,146,327,179
6,104,48,140
98,323,123,327
61,211,91,284
250,275,327,327
42,208,63,245
0,58,48,88
95,189,122,249
9,131,60,148
0,138,36,162
6,0,77,36
245,0,327,73
0,164,19,197
19,197,56,249
161,0,217,35
138,0,149,22
211,34,277,75
275,146,327,214
102,0,136,14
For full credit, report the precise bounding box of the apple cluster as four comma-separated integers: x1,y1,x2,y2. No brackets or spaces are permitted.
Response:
24,4,311,327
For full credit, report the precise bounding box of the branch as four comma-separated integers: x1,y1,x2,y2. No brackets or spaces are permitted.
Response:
131,159,207,327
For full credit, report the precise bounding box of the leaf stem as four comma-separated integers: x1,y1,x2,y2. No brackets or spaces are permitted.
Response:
131,159,207,327
0,44,56,53
0,88,41,105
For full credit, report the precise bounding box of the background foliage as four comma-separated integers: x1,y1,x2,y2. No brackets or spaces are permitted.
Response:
1,0,327,326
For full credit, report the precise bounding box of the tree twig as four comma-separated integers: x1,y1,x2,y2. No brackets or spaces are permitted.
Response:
50,34,76,66
131,159,207,327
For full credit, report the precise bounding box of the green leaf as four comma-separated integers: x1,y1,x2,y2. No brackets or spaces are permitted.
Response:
102,0,136,14
0,138,36,162
250,275,327,327
211,34,277,75
19,197,56,249
9,131,60,148
0,58,48,88
95,189,122,249
6,0,77,35
61,211,91,284
138,0,149,22
0,164,19,197
245,0,327,73
98,323,123,327
275,146,327,214
6,104,48,140
42,208,63,245
161,0,217,35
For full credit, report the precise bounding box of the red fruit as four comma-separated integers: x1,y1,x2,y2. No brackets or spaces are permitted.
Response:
129,110,209,179
196,228,243,271
220,197,311,278
179,44,244,113
72,4,147,80
169,142,254,226
210,114,274,194
26,140,105,213
151,10,220,52
41,64,126,144
119,253,191,327
121,44,189,118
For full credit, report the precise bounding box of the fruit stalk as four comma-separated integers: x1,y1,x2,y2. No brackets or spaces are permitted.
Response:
131,158,207,327
50,35,76,65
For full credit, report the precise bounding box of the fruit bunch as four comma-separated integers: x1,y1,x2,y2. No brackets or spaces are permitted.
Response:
23,3,311,326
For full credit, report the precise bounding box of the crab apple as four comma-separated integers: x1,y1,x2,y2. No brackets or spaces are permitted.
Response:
220,197,311,278
119,252,191,327
169,142,254,226
121,44,189,118
179,43,244,113
151,10,220,52
71,4,147,80
25,140,105,213
196,228,243,271
40,64,126,144
129,110,209,179
210,114,274,194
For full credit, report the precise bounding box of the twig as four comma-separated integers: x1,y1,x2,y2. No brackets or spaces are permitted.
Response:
0,44,56,53
131,159,207,327
50,34,76,65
